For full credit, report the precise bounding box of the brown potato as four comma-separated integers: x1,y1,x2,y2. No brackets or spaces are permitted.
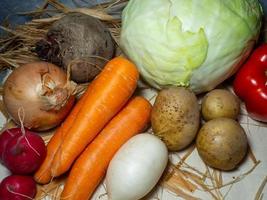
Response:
201,89,240,121
196,118,248,170
151,87,200,151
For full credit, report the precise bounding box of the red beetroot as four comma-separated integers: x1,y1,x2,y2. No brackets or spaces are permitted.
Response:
0,128,21,161
1,128,46,175
0,175,37,200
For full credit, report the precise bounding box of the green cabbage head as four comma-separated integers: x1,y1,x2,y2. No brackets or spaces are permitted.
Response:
120,0,263,93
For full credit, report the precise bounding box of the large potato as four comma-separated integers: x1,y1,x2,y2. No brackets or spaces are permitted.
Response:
151,87,200,151
196,118,248,170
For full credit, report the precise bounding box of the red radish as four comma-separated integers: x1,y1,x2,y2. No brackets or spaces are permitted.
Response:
2,127,46,175
0,128,21,161
0,175,37,200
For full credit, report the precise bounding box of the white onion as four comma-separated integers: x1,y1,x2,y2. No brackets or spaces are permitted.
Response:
106,133,168,200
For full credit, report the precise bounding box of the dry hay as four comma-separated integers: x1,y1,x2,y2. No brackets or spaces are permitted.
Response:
0,0,125,71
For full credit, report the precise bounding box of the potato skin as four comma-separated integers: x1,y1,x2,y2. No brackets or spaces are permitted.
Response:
201,89,240,121
151,87,200,151
196,118,248,170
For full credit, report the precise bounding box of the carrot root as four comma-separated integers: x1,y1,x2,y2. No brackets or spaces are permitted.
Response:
50,57,139,177
34,90,89,184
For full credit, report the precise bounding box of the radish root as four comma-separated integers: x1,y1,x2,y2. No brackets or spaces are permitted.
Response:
7,185,35,200
17,107,41,157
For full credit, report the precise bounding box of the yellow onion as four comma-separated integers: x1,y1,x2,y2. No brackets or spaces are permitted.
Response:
3,62,76,131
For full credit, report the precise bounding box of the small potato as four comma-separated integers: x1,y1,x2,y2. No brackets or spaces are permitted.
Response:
151,87,200,151
196,118,248,170
201,89,240,121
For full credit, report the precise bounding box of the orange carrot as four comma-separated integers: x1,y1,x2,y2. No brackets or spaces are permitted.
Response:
50,57,139,177
60,96,152,200
34,90,89,184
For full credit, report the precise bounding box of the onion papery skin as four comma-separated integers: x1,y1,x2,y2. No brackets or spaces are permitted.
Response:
3,62,76,131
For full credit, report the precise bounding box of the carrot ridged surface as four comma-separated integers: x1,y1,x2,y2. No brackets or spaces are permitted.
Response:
34,90,89,184
50,57,139,177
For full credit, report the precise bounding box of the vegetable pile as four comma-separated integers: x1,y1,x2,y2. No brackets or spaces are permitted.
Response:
0,0,266,200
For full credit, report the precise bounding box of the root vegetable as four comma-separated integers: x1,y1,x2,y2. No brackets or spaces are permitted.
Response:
50,57,139,177
34,90,88,184
196,118,248,171
60,96,152,200
106,133,168,200
0,175,37,200
1,128,46,175
3,62,76,131
36,13,116,83
0,128,21,161
201,89,240,121
151,87,200,151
